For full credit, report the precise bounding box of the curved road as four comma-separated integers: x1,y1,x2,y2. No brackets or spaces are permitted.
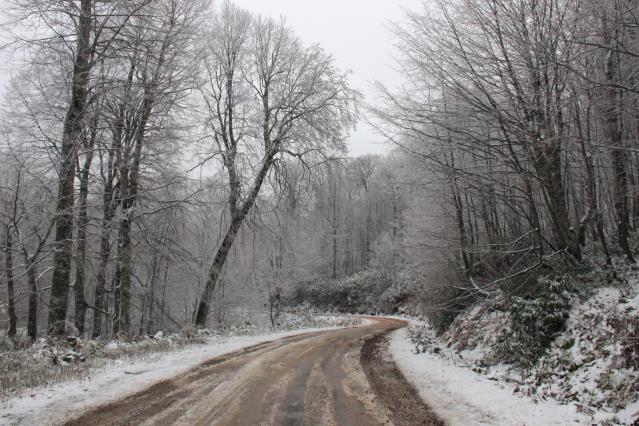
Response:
66,318,442,426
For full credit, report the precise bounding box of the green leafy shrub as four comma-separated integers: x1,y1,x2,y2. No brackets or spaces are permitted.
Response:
495,276,572,368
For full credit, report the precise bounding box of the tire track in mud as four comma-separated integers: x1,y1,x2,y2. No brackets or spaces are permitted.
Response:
361,331,444,426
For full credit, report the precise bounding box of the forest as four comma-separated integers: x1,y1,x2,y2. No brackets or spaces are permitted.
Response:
0,0,636,344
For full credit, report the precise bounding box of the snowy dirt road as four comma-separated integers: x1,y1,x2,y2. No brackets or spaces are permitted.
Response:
64,317,442,426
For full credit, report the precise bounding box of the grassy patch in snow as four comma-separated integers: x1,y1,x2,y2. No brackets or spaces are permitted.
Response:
0,332,207,400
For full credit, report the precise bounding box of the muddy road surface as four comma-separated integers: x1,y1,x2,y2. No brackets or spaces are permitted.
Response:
66,318,443,426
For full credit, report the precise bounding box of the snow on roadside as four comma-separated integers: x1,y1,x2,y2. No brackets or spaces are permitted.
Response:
515,285,639,423
389,324,591,426
397,277,639,425
0,326,342,426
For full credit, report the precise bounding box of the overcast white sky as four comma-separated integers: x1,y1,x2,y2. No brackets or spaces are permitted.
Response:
0,0,422,157
227,0,422,156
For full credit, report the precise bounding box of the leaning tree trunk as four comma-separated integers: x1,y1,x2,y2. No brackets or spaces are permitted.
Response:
4,230,17,338
48,0,94,336
193,216,243,327
194,155,277,327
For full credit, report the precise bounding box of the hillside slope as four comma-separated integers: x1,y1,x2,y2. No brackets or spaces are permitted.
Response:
402,271,639,425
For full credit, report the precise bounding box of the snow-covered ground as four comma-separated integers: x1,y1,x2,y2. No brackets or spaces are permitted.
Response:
0,326,341,426
5,309,634,426
386,269,639,426
389,323,593,426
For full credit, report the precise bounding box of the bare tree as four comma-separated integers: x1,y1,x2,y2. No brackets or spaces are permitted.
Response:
193,3,357,326
600,1,636,262
46,0,95,336
108,0,206,335
0,157,55,341
4,0,159,336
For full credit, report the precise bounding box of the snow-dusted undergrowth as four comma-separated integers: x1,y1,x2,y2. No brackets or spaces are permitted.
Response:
516,286,639,423
395,273,639,425
390,325,591,425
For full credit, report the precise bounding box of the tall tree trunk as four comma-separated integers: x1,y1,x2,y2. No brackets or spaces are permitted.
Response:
522,174,543,259
535,136,581,261
139,253,160,335
93,63,134,338
4,230,17,338
326,163,339,279
331,183,338,279
605,19,635,262
159,263,169,330
575,96,612,265
609,116,634,262
113,91,155,335
364,196,373,265
26,261,38,341
113,203,132,335
74,120,97,336
92,175,118,338
447,152,470,272
112,19,169,332
464,191,476,270
92,212,112,338
48,0,93,336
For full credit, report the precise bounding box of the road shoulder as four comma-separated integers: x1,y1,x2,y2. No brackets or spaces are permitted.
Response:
361,326,444,426
388,325,591,426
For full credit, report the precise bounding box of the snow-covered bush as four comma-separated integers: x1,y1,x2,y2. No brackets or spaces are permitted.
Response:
414,267,639,423
495,277,572,368
379,271,417,309
612,307,639,370
287,270,405,313
515,284,639,420
407,324,438,353
443,302,510,360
